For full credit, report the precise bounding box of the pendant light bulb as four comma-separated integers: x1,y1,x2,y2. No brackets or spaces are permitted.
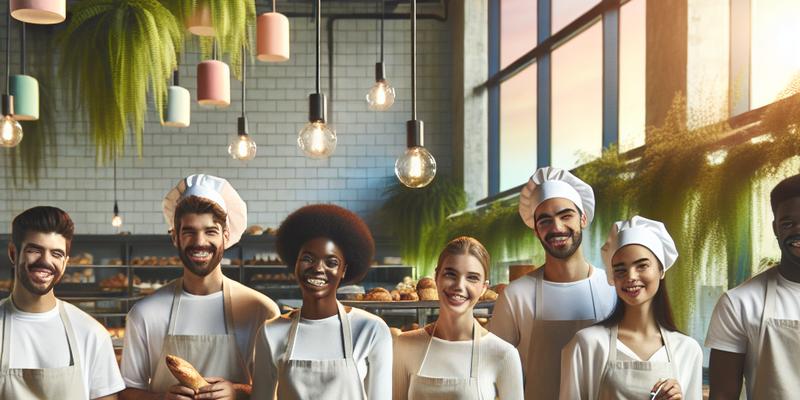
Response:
298,121,336,159
395,146,436,188
0,115,22,148
229,117,257,161
367,79,395,111
111,201,122,228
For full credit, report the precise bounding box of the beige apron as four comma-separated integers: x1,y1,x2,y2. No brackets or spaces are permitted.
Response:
752,270,800,398
0,298,87,400
149,278,249,393
407,319,482,400
596,325,676,400
276,302,366,400
524,267,602,400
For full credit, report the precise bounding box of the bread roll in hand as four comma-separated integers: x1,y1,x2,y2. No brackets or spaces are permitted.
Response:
166,354,209,391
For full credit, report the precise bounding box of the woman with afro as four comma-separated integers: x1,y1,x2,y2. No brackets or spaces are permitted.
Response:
250,204,392,399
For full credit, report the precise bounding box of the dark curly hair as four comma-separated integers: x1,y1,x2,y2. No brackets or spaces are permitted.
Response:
276,204,375,284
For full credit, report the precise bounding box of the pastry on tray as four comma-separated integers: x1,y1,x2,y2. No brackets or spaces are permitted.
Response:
363,287,393,302
480,289,498,301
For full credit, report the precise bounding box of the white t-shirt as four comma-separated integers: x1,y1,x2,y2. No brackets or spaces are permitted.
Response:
121,279,280,390
1,299,125,399
705,267,800,398
488,266,617,362
392,328,524,400
251,307,393,400
560,325,703,400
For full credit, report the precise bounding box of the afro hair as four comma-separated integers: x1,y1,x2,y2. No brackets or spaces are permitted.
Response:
771,174,800,213
276,204,375,284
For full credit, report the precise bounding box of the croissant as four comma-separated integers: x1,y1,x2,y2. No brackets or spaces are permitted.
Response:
166,354,209,390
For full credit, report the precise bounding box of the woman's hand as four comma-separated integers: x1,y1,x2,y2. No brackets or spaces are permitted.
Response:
652,378,682,400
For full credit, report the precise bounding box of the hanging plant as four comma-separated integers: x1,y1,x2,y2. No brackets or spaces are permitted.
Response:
165,0,256,79
59,0,183,161
380,176,467,277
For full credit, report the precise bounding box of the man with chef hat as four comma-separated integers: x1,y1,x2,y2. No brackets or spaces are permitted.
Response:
706,174,800,399
120,174,280,400
2,206,125,399
489,167,617,400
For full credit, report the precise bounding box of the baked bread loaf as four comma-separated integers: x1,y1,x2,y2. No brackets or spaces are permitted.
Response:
364,287,393,301
166,355,209,390
480,289,498,301
400,291,419,301
416,277,435,289
390,290,401,302
417,287,438,301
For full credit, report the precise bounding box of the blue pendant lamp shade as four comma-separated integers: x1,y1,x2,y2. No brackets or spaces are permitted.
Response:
9,22,38,121
163,69,190,127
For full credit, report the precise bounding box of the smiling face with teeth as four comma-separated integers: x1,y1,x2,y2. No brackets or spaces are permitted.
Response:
172,213,229,277
435,254,488,315
774,197,800,267
295,237,347,301
10,232,69,296
533,198,587,260
611,244,664,308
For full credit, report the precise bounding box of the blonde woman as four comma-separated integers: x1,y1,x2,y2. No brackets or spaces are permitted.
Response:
393,236,523,399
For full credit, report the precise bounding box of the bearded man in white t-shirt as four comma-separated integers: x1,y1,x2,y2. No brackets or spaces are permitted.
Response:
488,167,617,400
120,175,279,400
707,174,800,399
3,206,125,400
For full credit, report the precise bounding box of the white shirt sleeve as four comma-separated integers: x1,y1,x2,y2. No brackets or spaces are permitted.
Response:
250,324,278,400
560,334,588,400
496,347,525,399
120,308,152,390
704,293,748,353
365,323,393,400
488,290,519,347
88,329,126,399
682,339,704,400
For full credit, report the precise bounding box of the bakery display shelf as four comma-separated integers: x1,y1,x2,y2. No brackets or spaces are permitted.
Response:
130,265,240,269
66,264,128,268
341,300,495,309
61,295,145,302
250,283,299,290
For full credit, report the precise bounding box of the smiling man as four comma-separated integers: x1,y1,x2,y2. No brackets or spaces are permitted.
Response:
489,167,617,400
120,175,279,400
2,206,124,399
706,174,800,399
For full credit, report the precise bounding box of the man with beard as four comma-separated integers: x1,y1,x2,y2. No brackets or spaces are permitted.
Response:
2,206,124,399
706,174,800,399
120,175,280,400
489,167,616,400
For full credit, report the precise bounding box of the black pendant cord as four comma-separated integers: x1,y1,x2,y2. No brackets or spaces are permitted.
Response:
411,0,416,121
212,40,218,61
20,22,25,76
315,0,321,94
6,4,10,93
241,46,246,118
380,0,384,63
113,158,118,206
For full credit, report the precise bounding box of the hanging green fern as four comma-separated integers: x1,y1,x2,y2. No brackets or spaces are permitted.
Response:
165,0,256,79
59,0,183,161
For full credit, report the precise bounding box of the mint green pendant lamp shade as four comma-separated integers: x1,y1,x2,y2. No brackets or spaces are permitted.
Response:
163,70,190,128
9,74,38,121
9,22,37,121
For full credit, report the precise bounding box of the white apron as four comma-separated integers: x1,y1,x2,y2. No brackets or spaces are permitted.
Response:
0,298,87,400
276,302,366,400
752,270,800,398
596,325,676,400
524,267,602,400
407,319,482,400
149,278,249,393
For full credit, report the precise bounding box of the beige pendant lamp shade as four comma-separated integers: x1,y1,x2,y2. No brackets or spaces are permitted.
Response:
186,1,214,36
257,1,289,62
197,42,230,107
163,70,190,127
10,0,66,25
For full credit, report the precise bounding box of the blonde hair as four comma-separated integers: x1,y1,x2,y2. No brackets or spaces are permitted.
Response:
435,236,490,279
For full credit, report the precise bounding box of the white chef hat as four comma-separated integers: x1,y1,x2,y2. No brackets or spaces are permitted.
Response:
601,215,678,284
518,167,596,229
162,174,247,249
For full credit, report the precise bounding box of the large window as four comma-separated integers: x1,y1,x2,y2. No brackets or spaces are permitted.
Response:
499,65,537,190
751,0,800,109
618,0,646,152
501,0,537,69
551,22,603,169
552,0,600,34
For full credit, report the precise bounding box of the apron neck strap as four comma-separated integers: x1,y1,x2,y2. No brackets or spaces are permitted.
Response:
609,324,675,364
0,298,10,372
535,265,600,320
286,302,353,361
168,277,235,335
418,319,482,378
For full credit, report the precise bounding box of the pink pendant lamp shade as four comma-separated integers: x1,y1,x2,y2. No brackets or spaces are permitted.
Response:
257,12,290,62
186,1,214,36
197,60,230,107
10,0,66,24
